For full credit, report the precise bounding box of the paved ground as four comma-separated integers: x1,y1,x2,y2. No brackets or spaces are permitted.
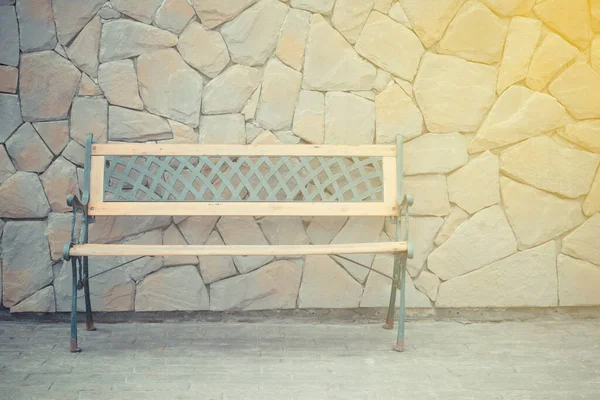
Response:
0,319,599,399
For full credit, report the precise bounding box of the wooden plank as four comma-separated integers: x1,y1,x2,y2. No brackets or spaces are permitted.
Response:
69,242,409,257
88,201,396,216
88,156,104,211
92,144,397,157
382,157,397,212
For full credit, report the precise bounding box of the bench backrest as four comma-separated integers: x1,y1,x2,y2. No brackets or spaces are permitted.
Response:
83,137,404,217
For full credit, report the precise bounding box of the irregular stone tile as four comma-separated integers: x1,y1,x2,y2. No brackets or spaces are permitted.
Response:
10,286,55,313
19,51,81,122
77,74,102,96
0,172,50,218
428,205,517,280
303,14,375,91
562,214,600,266
98,60,143,111
45,212,82,261
52,0,105,45
275,131,300,144
325,92,374,145
178,22,230,79
481,0,534,16
191,0,258,29
549,63,600,120
98,4,121,20
298,255,362,308
290,0,334,14
0,145,15,183
40,157,79,213
438,1,508,65
592,37,600,73
0,6,19,66
70,96,108,145
15,0,57,52
256,59,302,131
375,85,422,144
469,86,567,153
434,207,468,246
66,15,101,78
5,123,53,173
199,114,245,144
89,215,171,244
155,0,195,34
373,69,392,94
497,17,542,94
0,94,22,142
559,121,600,153
55,260,135,312
135,265,209,312
242,87,260,121
292,90,324,144
414,270,441,302
276,8,311,70
260,217,309,246
32,121,69,156
594,0,600,31
245,122,263,142
1,221,53,307
178,216,218,245
138,49,203,127
306,217,347,245
217,217,274,273
202,65,260,115
374,0,392,13
109,107,172,143
111,0,163,24
198,230,237,284
558,254,600,306
403,175,451,217
534,0,592,49
331,0,374,44
448,151,499,215
163,224,198,267
221,0,288,66
400,0,465,48
437,242,557,307
389,2,411,28
356,12,424,81
328,217,384,283
584,171,600,216
99,20,178,63
163,120,198,144
525,32,578,92
501,136,599,199
414,53,496,133
120,230,164,282
210,260,301,310
501,177,585,250
0,66,18,94
61,140,85,167
404,133,467,176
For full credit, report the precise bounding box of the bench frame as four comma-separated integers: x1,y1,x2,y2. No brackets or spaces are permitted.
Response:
63,135,414,352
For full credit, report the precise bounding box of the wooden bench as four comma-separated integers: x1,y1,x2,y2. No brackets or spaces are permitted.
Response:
63,135,414,353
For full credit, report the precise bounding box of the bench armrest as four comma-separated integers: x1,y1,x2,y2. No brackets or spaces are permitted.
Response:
66,194,87,210
64,194,89,260
399,193,414,259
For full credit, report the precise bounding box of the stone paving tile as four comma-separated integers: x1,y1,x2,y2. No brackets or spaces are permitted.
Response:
0,320,599,399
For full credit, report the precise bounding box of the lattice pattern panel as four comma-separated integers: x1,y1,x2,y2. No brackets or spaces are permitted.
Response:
103,155,384,202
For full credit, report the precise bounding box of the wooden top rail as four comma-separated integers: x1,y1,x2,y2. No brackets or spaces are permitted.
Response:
91,144,397,157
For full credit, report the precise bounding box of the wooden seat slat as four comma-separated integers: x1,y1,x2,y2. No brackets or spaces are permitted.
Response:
69,242,409,257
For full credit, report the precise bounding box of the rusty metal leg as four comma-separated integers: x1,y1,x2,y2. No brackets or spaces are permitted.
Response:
70,258,81,353
383,253,401,330
82,256,95,331
394,254,407,352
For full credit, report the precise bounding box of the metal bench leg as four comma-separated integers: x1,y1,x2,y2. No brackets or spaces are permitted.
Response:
83,256,95,331
394,254,407,352
383,253,401,330
70,257,81,353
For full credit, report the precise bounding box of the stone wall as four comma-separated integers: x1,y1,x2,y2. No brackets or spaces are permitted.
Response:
0,0,599,314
